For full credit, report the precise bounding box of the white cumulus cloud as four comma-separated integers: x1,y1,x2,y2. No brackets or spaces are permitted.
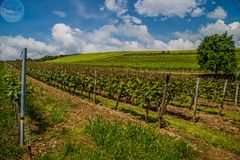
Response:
0,22,204,60
51,23,84,53
175,30,202,42
207,6,227,20
105,0,128,16
134,0,199,18
191,7,204,17
200,20,240,37
175,20,240,47
121,15,142,24
168,38,200,50
0,36,57,60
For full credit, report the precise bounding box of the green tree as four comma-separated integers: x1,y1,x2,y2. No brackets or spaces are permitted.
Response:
197,32,237,74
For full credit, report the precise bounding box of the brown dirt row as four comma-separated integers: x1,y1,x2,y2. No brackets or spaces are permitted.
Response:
167,105,240,135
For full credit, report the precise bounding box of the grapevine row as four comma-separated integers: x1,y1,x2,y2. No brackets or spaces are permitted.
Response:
10,62,240,122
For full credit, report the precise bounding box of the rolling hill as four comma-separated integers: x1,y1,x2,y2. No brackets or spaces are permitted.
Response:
48,50,240,71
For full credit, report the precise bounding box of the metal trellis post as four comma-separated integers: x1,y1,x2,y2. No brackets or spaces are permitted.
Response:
20,48,27,145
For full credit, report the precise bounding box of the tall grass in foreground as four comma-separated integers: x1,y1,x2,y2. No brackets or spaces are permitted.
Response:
86,116,195,160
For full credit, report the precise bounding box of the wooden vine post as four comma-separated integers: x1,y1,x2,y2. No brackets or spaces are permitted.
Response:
235,83,239,109
158,74,170,128
219,80,228,115
114,90,121,110
137,60,140,77
115,82,124,110
93,70,97,103
193,78,200,122
111,61,114,75
235,73,239,110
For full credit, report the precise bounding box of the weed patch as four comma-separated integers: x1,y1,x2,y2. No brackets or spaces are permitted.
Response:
86,116,195,160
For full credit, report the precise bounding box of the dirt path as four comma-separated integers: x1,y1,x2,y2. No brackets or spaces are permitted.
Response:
22,77,239,160
167,105,240,135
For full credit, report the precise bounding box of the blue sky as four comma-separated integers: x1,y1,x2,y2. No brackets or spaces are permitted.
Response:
0,0,240,59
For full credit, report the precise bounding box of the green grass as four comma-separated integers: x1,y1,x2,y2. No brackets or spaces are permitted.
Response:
85,116,195,160
48,50,240,70
95,95,240,155
38,143,112,160
36,120,115,160
33,86,195,160
90,54,198,70
27,88,77,133
166,116,240,155
49,51,199,70
49,51,130,63
37,116,195,160
0,99,24,160
197,106,240,121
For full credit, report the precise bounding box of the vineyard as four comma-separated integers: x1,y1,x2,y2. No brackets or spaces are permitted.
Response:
0,59,239,159
9,61,240,124
2,0,240,158
12,62,239,122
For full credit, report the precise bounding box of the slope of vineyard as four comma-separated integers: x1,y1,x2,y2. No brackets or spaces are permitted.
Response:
22,76,239,160
20,76,197,160
10,61,240,158
49,49,240,71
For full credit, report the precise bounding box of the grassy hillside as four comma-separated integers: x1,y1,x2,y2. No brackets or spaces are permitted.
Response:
49,50,198,70
49,50,240,70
